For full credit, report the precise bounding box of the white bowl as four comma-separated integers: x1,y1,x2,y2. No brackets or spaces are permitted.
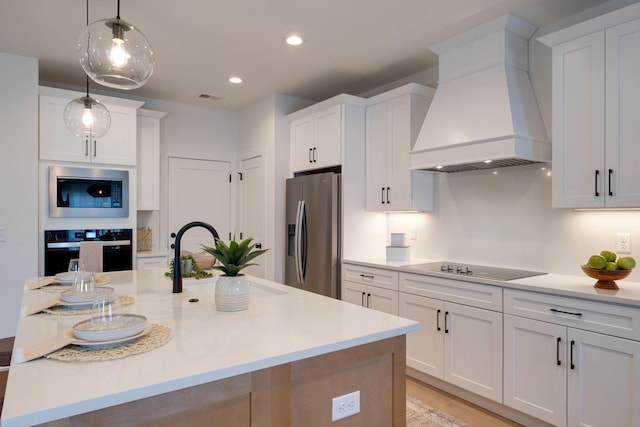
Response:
73,314,147,342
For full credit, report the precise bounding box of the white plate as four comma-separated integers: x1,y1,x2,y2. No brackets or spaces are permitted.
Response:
71,327,151,348
60,286,114,303
54,273,111,286
73,314,147,342
56,301,94,310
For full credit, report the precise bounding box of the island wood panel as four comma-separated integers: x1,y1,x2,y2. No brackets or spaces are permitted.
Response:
35,336,406,427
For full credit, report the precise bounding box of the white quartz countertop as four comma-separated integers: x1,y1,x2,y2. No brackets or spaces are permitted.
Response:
343,258,640,308
1,269,417,427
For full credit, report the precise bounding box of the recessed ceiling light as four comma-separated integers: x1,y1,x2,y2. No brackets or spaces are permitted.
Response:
228,76,243,84
286,35,304,46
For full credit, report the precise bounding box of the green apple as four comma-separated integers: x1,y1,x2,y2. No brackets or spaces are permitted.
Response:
588,255,607,269
600,250,617,263
617,256,636,270
605,262,619,270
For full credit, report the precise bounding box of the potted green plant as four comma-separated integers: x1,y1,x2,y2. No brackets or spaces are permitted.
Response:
202,237,268,311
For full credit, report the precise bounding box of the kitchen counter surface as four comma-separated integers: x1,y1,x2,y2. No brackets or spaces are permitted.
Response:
1,269,417,427
344,258,640,308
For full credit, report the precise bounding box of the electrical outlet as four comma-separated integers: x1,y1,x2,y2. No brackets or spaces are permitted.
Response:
409,225,417,240
616,233,631,254
331,390,360,421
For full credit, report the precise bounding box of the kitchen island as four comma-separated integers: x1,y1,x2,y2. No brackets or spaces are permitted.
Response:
1,269,418,426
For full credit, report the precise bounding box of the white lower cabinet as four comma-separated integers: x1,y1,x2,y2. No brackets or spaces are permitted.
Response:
504,289,640,427
341,263,398,315
399,273,503,402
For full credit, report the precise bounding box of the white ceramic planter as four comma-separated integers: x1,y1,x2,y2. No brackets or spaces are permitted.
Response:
215,275,250,311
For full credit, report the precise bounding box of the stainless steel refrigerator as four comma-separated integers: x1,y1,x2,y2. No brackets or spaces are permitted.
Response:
285,172,340,298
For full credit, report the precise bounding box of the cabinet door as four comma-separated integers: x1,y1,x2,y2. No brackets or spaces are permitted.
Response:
568,328,640,427
290,116,314,172
605,18,640,207
93,103,136,165
137,114,160,210
341,280,367,307
39,95,88,162
503,314,567,426
399,293,444,378
444,302,503,402
368,286,398,315
551,32,606,208
365,102,389,211
313,104,342,169
385,95,412,211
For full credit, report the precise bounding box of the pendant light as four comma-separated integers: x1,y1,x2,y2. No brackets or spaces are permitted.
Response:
78,0,154,90
64,0,111,138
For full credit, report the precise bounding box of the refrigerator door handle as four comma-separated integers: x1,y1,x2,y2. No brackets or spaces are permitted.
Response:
295,200,306,285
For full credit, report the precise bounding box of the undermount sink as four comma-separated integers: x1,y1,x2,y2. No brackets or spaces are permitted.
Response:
182,277,287,298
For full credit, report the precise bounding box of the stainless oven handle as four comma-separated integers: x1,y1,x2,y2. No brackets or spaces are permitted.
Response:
47,240,131,249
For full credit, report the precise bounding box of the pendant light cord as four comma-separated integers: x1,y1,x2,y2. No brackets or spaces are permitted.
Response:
85,0,90,97
116,0,120,20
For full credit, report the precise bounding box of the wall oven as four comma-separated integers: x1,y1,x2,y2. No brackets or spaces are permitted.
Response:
44,229,132,276
48,166,129,218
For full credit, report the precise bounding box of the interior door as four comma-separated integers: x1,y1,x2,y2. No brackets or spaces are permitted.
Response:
239,156,266,278
168,157,231,253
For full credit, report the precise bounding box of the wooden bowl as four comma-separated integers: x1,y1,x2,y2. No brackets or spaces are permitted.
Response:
580,265,631,290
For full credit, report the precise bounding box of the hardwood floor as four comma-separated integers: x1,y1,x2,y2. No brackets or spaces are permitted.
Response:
407,376,523,427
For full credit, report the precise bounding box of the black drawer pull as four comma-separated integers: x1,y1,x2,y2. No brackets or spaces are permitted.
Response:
595,170,600,197
556,337,562,366
360,274,374,279
609,169,613,196
361,292,366,307
436,308,441,331
550,308,582,317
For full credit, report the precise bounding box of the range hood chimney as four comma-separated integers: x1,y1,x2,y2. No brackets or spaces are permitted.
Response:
410,14,550,173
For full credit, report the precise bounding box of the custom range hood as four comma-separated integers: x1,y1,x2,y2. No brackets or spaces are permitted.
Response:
410,14,550,173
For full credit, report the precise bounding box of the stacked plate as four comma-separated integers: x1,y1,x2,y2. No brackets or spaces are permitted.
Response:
72,315,148,346
54,272,112,286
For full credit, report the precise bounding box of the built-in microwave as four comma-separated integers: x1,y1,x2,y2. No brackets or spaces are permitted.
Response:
49,166,129,218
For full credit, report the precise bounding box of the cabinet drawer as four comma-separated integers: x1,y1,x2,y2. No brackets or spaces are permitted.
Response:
504,289,640,341
342,264,398,291
399,273,502,311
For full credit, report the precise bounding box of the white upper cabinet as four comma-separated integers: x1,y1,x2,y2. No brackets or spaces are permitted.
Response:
39,87,143,166
365,83,435,211
137,109,166,211
288,94,366,174
540,5,640,208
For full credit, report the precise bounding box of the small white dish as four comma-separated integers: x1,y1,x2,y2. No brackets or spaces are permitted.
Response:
71,326,151,348
60,286,114,303
54,272,77,284
73,314,147,342
56,301,94,310
55,273,111,285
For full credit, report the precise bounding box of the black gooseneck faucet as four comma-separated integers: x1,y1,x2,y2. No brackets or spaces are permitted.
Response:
171,221,220,293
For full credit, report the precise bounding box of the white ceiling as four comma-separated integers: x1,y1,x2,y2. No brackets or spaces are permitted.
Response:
0,0,610,111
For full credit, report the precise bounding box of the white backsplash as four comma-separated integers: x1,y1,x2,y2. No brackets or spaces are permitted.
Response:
387,163,640,280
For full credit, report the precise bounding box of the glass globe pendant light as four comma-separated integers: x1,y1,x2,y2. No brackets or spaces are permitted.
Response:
63,76,112,138
78,0,154,90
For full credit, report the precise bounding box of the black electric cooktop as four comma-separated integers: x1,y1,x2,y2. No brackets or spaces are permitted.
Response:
402,262,546,281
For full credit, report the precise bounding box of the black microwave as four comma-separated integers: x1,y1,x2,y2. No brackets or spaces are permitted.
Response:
49,166,129,218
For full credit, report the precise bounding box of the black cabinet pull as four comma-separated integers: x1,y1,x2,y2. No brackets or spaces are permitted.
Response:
444,311,449,334
570,340,576,370
436,308,441,331
608,169,613,196
367,293,371,308
361,292,366,307
312,147,317,162
85,138,89,157
595,170,600,197
255,243,262,249
360,274,374,279
381,187,385,204
550,308,582,317
556,337,562,366
93,139,97,158
386,187,391,204
308,148,313,163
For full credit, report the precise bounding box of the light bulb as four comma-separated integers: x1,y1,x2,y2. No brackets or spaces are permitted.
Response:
109,40,130,68
82,107,95,127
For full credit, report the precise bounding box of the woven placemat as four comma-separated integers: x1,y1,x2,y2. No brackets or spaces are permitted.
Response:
42,274,112,291
43,295,135,316
46,324,172,362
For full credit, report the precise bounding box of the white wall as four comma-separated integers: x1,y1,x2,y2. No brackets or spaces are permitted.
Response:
132,98,239,253
237,94,314,282
0,52,39,338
